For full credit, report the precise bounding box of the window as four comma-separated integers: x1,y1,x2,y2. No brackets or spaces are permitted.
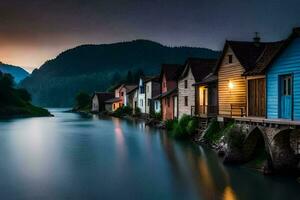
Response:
113,104,115,109
147,99,151,106
167,97,170,107
140,99,143,107
228,55,233,64
184,96,188,106
283,76,292,96
146,85,149,93
184,80,188,88
155,101,158,109
121,92,124,96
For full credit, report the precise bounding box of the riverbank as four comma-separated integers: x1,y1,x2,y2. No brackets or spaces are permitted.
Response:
73,108,300,176
0,104,52,118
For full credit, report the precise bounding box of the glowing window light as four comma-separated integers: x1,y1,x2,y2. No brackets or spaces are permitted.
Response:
228,81,234,89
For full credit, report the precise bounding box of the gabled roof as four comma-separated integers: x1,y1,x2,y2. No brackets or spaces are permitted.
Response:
144,75,160,83
126,85,138,94
214,40,284,76
92,92,114,101
124,84,138,92
256,27,300,74
180,57,217,82
105,97,122,104
244,41,285,75
193,73,218,86
160,64,184,82
160,88,177,98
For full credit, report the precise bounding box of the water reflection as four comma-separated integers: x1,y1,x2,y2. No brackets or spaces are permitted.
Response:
0,110,298,200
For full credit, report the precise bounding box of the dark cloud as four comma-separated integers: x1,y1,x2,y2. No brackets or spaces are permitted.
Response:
0,0,299,71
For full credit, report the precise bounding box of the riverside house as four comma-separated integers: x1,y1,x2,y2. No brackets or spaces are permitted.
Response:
91,92,114,113
215,35,283,120
105,84,137,112
177,58,217,118
160,64,183,121
126,85,138,113
144,76,160,115
193,73,218,118
264,28,300,121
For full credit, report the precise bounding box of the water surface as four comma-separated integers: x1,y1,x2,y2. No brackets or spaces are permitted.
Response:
0,109,299,199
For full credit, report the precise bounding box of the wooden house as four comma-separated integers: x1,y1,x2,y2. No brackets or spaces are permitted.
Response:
160,64,183,121
177,58,216,118
193,73,218,118
263,28,300,121
91,92,114,113
215,37,283,119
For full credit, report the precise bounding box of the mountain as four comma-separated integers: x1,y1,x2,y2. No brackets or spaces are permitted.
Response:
0,62,29,83
20,40,220,107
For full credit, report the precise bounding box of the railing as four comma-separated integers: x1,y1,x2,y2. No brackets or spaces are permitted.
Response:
230,103,246,117
191,105,218,117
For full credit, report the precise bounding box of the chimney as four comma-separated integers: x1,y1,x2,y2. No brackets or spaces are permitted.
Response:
293,27,300,35
253,32,261,47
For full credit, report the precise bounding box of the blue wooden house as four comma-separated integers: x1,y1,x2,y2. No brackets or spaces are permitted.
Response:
265,28,300,121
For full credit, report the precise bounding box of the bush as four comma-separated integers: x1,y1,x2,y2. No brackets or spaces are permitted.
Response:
151,112,162,120
113,106,132,117
165,119,178,131
202,119,221,143
186,118,198,135
75,92,91,109
134,107,141,116
168,115,198,139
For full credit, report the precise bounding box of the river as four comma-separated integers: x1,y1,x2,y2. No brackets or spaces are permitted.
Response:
0,109,298,200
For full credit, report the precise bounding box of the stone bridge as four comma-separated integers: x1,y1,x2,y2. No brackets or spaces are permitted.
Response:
234,120,300,172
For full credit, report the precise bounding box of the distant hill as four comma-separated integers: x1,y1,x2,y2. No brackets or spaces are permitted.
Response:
20,40,220,107
0,62,29,83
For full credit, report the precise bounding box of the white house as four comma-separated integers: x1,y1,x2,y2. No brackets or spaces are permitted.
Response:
137,78,146,113
144,76,160,114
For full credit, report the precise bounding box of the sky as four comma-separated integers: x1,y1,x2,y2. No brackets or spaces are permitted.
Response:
0,0,300,72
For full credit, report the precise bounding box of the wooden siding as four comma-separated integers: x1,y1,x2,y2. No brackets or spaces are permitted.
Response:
218,47,247,116
248,78,266,117
162,95,176,121
178,67,195,118
267,38,300,120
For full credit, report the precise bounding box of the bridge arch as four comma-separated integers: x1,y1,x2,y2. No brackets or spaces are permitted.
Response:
242,126,273,169
270,128,297,170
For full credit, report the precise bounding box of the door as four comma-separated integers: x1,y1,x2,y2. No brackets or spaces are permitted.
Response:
280,75,292,119
202,88,207,114
248,78,266,117
173,96,178,119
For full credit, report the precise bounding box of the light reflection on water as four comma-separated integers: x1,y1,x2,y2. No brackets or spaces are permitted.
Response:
0,109,298,200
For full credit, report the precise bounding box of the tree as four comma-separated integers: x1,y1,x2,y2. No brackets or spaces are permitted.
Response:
75,92,90,109
16,88,32,102
0,73,14,92
126,70,133,83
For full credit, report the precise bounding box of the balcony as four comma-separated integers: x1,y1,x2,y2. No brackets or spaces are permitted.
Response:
191,105,218,118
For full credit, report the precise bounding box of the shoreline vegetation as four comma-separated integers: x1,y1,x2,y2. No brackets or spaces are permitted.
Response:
0,72,52,118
